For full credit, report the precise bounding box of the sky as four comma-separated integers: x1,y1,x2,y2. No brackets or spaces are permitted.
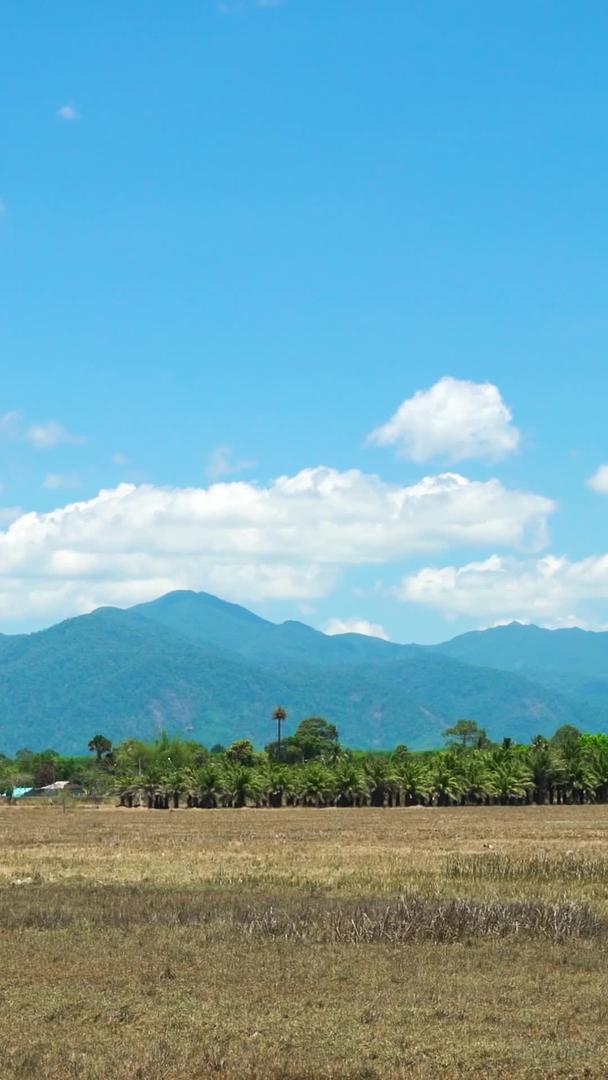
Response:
2,1,608,642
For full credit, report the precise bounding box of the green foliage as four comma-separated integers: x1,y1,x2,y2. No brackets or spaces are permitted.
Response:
4,723,608,809
443,719,488,749
88,734,113,761
551,724,582,749
225,740,256,766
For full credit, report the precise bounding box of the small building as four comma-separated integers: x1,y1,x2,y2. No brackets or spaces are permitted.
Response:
28,781,83,797
4,781,83,800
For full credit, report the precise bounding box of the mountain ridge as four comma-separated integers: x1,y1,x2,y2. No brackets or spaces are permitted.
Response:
0,591,606,754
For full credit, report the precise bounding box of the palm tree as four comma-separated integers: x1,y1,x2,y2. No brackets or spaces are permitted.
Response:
88,734,113,762
254,762,292,807
528,746,562,805
272,707,287,763
558,745,598,804
222,764,264,808
140,766,163,809
363,756,400,807
457,752,496,805
586,743,608,803
430,754,462,807
295,762,335,807
193,762,225,808
490,758,533,805
397,756,432,807
332,761,370,808
161,766,185,809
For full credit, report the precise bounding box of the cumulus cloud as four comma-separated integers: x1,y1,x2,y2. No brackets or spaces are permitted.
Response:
26,420,85,449
368,377,520,463
0,411,22,439
399,553,608,627
324,617,389,640
207,445,257,480
0,466,553,624
43,473,81,491
587,465,608,494
57,105,80,121
0,412,85,450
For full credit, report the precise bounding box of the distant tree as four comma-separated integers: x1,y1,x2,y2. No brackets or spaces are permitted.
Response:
392,744,409,763
15,748,35,768
225,739,256,766
34,761,56,788
265,736,303,764
551,724,582,750
443,719,487,750
210,743,226,756
531,734,549,750
293,717,340,761
88,734,113,762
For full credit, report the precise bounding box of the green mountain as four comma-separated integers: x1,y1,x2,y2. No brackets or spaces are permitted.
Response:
130,590,409,665
434,622,608,703
0,595,605,755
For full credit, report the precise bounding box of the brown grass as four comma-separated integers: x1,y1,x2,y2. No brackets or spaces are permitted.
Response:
1,804,608,1078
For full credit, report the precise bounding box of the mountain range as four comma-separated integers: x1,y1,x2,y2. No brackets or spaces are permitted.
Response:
1,590,607,754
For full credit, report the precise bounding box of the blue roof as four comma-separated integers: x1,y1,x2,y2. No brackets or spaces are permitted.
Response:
8,787,34,799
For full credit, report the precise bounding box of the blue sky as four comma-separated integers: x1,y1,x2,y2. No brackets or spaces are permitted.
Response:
2,1,608,641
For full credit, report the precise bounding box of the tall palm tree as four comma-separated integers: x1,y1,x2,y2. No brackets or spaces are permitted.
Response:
272,707,287,763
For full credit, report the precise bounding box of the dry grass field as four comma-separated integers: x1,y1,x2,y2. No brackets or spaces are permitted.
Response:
1,804,608,1079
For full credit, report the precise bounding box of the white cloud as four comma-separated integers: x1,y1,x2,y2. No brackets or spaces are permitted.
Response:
57,105,80,121
399,553,608,628
43,473,81,491
587,465,608,494
26,420,86,449
0,466,553,624
324,617,389,640
0,412,85,450
112,453,130,466
0,411,22,439
368,377,520,463
207,445,257,480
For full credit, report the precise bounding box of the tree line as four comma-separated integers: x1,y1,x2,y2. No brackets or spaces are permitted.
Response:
2,715,608,809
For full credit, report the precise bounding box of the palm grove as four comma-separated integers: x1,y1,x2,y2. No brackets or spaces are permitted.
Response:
3,714,608,809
